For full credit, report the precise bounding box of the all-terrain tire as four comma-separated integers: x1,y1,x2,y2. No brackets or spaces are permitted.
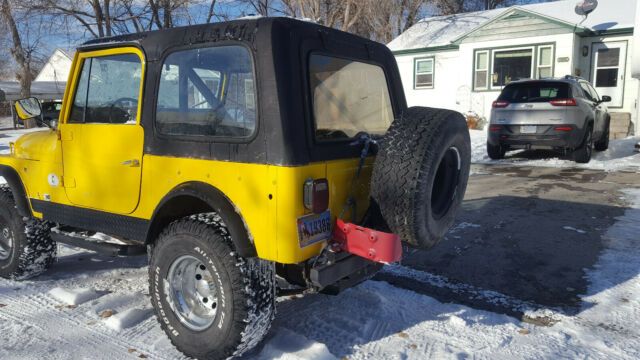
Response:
148,213,275,360
594,117,610,151
0,186,56,280
574,126,593,163
371,107,471,249
487,142,506,160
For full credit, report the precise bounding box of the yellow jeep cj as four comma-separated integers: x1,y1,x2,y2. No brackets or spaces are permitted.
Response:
0,18,470,359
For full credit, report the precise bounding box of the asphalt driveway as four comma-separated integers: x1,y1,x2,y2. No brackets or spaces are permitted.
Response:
377,164,640,320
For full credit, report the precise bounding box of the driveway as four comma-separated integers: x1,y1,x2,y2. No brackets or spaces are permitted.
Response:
377,164,640,321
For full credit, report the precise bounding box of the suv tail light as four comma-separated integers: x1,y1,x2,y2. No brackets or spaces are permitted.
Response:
489,126,502,131
492,101,509,108
303,178,329,214
555,126,572,131
550,98,577,106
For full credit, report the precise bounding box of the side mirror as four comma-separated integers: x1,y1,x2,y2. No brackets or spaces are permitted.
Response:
601,95,612,103
14,97,42,119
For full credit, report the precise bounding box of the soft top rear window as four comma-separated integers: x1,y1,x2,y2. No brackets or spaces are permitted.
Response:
498,82,570,103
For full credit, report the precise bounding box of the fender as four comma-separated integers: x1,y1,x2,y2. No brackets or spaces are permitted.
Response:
147,181,257,258
0,165,32,217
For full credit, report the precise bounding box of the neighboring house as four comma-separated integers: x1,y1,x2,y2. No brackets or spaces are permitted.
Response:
389,0,638,136
34,48,73,84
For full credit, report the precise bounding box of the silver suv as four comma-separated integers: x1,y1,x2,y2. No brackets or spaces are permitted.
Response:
487,76,611,163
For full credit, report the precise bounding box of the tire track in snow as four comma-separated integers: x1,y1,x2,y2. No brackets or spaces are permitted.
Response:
0,287,181,359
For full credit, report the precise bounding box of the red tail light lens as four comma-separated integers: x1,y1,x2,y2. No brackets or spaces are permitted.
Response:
490,126,502,131
555,126,572,131
492,101,510,108
303,178,329,214
550,99,577,106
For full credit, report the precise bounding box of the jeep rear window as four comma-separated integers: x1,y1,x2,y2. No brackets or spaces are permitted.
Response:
156,45,255,138
497,82,570,103
309,55,393,141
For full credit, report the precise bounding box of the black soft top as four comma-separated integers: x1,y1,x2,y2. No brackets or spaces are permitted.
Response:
77,18,407,166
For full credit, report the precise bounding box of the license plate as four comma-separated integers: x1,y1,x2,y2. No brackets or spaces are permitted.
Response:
521,125,537,134
297,211,332,248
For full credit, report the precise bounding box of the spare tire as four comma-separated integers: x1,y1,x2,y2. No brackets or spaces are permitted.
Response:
371,107,471,249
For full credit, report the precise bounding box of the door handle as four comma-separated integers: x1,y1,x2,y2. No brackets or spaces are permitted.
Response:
122,159,140,167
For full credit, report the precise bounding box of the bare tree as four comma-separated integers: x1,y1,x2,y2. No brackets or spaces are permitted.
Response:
0,0,42,98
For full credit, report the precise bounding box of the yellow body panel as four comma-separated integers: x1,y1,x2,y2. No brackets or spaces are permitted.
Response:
0,46,375,265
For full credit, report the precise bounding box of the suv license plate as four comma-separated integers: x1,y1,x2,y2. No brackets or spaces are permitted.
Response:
297,211,332,248
521,125,537,134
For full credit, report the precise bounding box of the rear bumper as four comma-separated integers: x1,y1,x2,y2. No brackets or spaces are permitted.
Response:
488,124,584,149
308,220,401,294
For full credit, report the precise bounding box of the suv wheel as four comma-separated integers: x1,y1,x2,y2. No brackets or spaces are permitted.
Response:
594,117,610,151
0,187,56,280
371,107,471,250
487,142,507,160
574,126,594,163
149,214,275,360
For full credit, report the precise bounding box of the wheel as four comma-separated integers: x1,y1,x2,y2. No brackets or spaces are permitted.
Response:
149,213,275,360
573,126,593,163
0,187,56,280
371,107,471,250
487,142,506,160
594,117,610,151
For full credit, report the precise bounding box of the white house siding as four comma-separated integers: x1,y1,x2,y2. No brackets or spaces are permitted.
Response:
34,49,72,83
576,34,639,121
398,32,576,118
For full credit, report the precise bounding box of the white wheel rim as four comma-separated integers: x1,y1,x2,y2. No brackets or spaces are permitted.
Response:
166,255,219,331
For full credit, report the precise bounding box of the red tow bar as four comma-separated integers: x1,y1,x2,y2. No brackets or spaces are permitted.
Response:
331,219,402,264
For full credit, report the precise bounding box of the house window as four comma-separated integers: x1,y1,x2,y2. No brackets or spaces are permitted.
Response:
537,46,553,78
414,57,434,88
492,48,533,87
474,51,489,90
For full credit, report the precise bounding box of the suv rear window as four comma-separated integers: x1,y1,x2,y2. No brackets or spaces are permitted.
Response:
309,54,393,141
497,82,570,103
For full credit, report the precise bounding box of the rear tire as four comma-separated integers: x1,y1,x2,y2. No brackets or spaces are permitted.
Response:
0,187,56,280
487,142,506,160
594,117,610,151
371,107,471,250
149,213,275,360
573,126,593,163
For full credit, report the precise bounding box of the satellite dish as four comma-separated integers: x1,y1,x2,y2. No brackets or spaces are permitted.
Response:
575,0,598,16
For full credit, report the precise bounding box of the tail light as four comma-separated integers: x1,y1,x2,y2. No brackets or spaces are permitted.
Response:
492,101,509,108
550,99,577,106
303,178,329,214
490,126,502,131
555,126,572,131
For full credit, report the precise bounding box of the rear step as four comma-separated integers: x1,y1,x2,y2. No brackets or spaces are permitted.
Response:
51,228,146,256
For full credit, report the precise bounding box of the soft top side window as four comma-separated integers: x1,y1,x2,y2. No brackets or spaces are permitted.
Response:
309,54,393,141
155,45,256,138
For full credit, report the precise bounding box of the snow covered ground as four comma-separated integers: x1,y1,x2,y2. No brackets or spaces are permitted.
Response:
470,129,640,172
1,128,640,359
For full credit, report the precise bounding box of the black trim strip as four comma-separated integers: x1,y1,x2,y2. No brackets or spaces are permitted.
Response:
31,199,149,241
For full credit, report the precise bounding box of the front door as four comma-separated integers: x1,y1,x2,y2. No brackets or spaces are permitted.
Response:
591,41,627,107
60,48,145,214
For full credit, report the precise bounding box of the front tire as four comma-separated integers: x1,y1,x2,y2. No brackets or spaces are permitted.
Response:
574,126,593,163
0,187,56,280
487,142,506,160
594,117,610,151
149,214,275,360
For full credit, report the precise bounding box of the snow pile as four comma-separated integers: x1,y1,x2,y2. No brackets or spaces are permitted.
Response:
470,129,640,172
104,308,153,331
49,287,105,306
255,328,337,360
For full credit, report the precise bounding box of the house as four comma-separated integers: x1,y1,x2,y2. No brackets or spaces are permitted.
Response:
34,48,73,84
389,0,638,137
